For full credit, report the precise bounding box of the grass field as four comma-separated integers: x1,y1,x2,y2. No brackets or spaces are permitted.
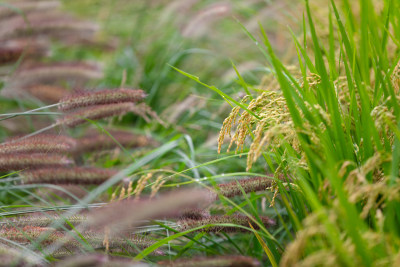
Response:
0,0,399,266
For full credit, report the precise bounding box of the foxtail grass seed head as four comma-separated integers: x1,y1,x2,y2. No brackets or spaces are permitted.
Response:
74,130,156,154
59,88,147,111
0,1,61,21
0,213,88,229
214,176,273,199
88,188,214,233
0,153,73,171
159,255,261,267
177,214,275,233
8,62,103,89
0,11,99,41
24,84,70,103
55,253,152,267
179,208,210,220
21,166,118,185
0,226,158,257
0,244,43,266
182,2,232,38
0,39,48,65
56,102,136,128
0,134,76,154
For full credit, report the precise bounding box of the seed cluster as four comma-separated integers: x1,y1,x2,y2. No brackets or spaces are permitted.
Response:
59,88,146,111
21,167,118,185
177,214,275,233
214,176,273,198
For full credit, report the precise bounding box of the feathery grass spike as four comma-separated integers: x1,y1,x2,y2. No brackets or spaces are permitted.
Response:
59,88,147,111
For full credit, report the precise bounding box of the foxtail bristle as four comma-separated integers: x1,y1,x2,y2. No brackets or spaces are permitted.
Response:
177,214,275,233
214,176,273,199
8,62,103,89
0,153,73,171
21,166,117,185
0,134,76,154
0,226,159,257
0,1,61,21
56,102,136,128
59,88,147,111
0,212,88,229
0,39,49,65
88,188,214,233
24,84,70,103
74,129,156,154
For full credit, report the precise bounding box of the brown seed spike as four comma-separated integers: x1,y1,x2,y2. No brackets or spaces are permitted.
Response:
88,189,214,233
21,166,118,185
74,129,156,154
25,84,70,103
215,176,273,199
7,62,103,89
0,134,76,154
177,214,275,233
159,255,261,267
59,88,147,111
56,102,135,128
0,153,73,172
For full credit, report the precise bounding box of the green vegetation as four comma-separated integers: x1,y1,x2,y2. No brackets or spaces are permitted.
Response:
0,0,399,266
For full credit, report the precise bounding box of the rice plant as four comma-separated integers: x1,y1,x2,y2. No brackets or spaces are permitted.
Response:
0,0,398,266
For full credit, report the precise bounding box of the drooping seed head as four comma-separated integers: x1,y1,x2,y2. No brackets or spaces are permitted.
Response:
0,134,76,154
59,88,147,111
21,166,118,185
0,153,73,172
56,102,135,128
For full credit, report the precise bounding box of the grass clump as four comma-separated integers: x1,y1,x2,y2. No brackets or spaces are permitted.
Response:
0,0,399,266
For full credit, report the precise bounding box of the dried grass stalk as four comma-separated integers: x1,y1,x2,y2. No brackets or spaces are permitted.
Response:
21,166,117,185
0,153,73,171
159,255,261,267
0,134,76,154
59,88,147,111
